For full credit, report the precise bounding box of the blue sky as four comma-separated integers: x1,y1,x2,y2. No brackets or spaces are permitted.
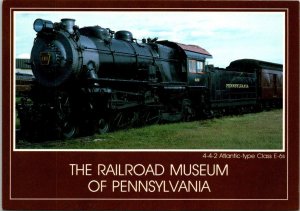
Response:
14,11,285,67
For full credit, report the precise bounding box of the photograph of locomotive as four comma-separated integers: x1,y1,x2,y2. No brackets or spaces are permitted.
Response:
16,16,283,142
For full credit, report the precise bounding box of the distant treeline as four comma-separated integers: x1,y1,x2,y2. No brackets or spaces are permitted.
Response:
16,58,31,69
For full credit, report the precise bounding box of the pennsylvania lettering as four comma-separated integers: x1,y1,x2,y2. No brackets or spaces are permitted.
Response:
112,180,211,192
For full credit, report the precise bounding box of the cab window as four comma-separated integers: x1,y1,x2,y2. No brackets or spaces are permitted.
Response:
188,59,204,73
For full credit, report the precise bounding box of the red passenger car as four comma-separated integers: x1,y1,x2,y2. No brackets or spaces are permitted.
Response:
227,59,283,107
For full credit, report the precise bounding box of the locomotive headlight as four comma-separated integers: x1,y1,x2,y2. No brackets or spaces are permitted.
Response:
33,19,54,32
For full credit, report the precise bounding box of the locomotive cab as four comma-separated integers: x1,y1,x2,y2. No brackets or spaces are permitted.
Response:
156,41,212,86
186,54,210,87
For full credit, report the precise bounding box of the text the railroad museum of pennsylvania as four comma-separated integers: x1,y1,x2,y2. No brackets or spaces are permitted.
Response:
69,163,229,193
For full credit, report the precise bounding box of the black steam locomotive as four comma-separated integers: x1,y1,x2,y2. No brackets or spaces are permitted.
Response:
17,18,283,140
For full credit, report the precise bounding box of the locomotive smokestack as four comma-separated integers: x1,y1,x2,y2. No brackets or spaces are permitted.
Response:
61,18,75,34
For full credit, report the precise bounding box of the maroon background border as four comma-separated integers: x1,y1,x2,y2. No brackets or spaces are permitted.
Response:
2,0,299,210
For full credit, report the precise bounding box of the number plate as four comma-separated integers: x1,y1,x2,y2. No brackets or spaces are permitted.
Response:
40,52,51,65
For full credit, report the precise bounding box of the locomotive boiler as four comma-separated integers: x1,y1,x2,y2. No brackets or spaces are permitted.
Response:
31,19,162,87
17,18,283,140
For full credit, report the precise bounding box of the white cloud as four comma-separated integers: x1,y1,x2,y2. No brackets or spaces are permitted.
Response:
16,53,30,59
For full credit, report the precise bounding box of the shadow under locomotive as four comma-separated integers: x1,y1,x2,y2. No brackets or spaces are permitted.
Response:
16,18,283,142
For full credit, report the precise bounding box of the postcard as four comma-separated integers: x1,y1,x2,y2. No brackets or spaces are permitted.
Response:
2,0,299,210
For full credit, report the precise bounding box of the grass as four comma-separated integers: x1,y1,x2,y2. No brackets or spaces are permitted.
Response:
15,97,21,129
16,109,283,150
